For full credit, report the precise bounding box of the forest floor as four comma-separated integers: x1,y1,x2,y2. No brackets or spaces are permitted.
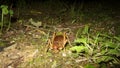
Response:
0,1,120,68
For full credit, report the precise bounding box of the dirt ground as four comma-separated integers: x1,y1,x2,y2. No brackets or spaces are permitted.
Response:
0,1,120,68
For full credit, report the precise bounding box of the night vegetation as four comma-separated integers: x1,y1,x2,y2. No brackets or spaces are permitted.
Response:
0,0,120,68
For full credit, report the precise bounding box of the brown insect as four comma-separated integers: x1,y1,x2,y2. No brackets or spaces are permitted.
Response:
47,32,70,53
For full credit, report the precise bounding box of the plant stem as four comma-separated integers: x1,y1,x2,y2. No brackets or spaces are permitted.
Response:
1,13,3,32
7,16,11,31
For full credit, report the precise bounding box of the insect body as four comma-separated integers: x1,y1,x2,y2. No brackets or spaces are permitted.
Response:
47,32,68,53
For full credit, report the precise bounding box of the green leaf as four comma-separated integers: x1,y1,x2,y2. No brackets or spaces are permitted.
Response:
71,53,79,57
84,64,96,68
82,24,89,34
74,38,87,44
0,5,8,8
94,33,100,44
1,5,9,15
104,41,116,48
107,49,120,56
70,46,87,53
2,8,9,15
100,50,107,55
96,56,113,63
114,36,120,42
9,10,14,16
94,50,107,57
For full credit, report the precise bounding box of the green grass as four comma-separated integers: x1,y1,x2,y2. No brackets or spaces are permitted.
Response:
0,0,120,68
70,25,120,67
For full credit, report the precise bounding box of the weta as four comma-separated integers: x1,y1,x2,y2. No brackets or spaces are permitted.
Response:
47,32,70,53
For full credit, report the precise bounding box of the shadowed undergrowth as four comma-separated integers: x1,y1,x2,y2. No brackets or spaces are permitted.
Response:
0,0,120,68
